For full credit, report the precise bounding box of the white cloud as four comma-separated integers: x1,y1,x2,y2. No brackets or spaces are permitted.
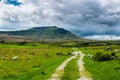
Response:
0,0,65,30
84,35,120,40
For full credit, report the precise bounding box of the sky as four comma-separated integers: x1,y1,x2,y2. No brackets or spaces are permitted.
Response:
1,0,120,40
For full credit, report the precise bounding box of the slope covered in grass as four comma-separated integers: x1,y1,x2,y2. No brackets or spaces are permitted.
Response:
0,26,79,39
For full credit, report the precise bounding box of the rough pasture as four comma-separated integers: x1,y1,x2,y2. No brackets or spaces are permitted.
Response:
0,45,72,80
80,45,120,80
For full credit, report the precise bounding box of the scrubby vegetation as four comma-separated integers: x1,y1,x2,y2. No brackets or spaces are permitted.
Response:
93,51,119,62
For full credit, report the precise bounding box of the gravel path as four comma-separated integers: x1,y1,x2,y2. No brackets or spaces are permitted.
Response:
48,50,92,80
77,51,92,80
48,51,78,80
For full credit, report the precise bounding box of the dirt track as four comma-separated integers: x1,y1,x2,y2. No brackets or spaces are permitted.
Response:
48,50,92,80
77,51,92,80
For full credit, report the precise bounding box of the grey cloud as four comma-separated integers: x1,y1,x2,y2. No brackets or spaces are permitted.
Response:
96,14,120,26
50,0,120,36
53,0,105,24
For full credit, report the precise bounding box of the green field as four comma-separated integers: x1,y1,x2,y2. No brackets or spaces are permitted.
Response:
80,45,120,80
1,42,120,80
0,43,73,80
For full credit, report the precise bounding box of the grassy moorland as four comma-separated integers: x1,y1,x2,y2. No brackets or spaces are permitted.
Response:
1,41,120,80
0,42,73,80
80,46,120,80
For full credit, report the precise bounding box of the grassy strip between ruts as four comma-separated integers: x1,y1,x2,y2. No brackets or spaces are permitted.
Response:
61,56,79,80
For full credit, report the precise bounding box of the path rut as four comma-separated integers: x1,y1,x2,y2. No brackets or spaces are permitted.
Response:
77,51,92,80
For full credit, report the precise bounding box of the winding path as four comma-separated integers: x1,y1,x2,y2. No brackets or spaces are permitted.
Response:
48,50,92,80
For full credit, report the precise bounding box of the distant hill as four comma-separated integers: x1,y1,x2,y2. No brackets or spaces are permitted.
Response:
0,26,79,40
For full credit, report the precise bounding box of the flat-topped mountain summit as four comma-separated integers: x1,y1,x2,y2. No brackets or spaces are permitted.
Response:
0,26,79,40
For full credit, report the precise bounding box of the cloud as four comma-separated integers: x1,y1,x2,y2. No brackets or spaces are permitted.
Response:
84,35,120,40
0,0,64,30
1,0,120,39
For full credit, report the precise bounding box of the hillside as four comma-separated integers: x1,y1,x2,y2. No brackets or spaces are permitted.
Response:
0,26,79,40
0,34,33,42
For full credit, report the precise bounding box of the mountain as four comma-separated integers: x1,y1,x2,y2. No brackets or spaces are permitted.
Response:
0,26,79,40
